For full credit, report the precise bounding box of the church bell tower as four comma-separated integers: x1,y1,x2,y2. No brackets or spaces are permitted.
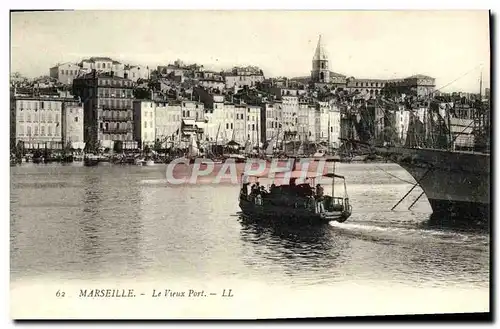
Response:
311,35,330,83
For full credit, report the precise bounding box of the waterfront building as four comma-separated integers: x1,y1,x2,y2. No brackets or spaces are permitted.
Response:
62,102,85,148
297,101,311,141
154,102,182,147
315,101,330,142
132,100,156,148
307,104,317,141
261,102,283,145
328,105,341,148
281,96,299,135
181,100,205,121
234,104,247,145
246,105,261,147
49,62,82,85
72,71,136,150
222,103,235,143
10,93,82,150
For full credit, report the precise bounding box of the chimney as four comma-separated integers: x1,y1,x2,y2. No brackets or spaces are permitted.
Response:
124,72,128,79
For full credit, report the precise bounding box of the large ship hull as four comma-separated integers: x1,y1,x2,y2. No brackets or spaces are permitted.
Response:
383,147,491,220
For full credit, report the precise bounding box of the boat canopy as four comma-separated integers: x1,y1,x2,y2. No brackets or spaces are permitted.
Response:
244,171,345,180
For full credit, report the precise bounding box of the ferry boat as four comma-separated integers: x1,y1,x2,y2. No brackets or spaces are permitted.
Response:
238,164,352,225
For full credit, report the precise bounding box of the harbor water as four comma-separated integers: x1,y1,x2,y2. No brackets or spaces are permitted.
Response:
10,162,490,318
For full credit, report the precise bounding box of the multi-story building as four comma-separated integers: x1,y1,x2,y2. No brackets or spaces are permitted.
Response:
281,96,299,134
49,62,82,85
223,66,265,89
261,102,282,144
155,102,182,146
125,65,151,82
73,71,136,150
222,103,235,143
246,105,261,147
62,102,85,148
346,78,390,97
224,74,265,89
181,100,205,121
79,57,126,78
234,104,247,145
297,101,310,141
328,105,341,148
199,78,225,91
394,107,410,144
133,100,156,148
315,101,330,142
307,105,316,141
10,93,82,150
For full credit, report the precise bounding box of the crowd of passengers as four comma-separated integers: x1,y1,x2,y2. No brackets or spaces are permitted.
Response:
240,178,331,212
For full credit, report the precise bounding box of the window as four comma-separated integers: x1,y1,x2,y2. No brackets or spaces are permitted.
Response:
41,126,45,136
19,112,24,121
40,102,44,109
27,113,31,122
34,126,39,136
144,121,147,128
75,117,79,122
41,113,45,122
226,123,229,129
55,114,59,122
27,126,31,136
56,128,59,136
48,126,52,136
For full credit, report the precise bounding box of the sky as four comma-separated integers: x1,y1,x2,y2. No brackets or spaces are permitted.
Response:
10,10,491,93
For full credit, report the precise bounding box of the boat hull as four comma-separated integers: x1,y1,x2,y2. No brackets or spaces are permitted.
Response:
386,147,491,220
239,199,350,226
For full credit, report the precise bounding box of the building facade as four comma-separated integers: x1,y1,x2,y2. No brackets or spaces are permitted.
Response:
246,105,261,147
328,105,341,148
11,94,82,150
73,71,136,150
133,100,156,148
125,65,151,82
154,102,182,146
49,62,82,85
62,102,85,148
80,57,126,78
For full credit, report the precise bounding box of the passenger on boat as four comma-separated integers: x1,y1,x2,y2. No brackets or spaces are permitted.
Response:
260,186,267,196
315,184,325,213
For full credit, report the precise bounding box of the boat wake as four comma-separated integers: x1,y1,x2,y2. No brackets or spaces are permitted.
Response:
328,221,488,249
